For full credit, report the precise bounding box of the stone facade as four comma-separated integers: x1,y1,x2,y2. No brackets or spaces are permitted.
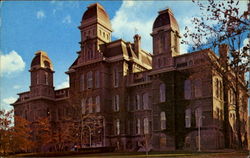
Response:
12,3,248,151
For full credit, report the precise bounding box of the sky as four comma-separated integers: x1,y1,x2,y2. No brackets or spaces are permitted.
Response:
0,0,248,111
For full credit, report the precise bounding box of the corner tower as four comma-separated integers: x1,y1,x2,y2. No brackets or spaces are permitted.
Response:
151,8,180,69
30,51,54,98
78,3,112,63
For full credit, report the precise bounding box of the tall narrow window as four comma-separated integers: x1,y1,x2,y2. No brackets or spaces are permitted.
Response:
185,109,191,128
113,67,119,87
219,81,223,100
143,118,149,134
88,98,93,113
142,93,149,109
159,83,166,102
36,73,39,85
135,94,140,110
87,71,93,89
116,119,120,135
80,74,85,91
113,95,119,111
215,79,219,98
184,80,191,99
95,96,100,112
136,118,141,135
44,73,48,85
81,98,86,114
95,71,100,88
194,79,202,98
160,111,166,130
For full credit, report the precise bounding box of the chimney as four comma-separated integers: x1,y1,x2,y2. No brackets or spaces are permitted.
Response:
134,34,141,59
219,44,229,67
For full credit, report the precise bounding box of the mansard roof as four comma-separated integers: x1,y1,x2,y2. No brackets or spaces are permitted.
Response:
30,51,53,71
153,8,179,31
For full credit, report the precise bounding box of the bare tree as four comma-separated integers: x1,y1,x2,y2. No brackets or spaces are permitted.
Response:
183,0,250,149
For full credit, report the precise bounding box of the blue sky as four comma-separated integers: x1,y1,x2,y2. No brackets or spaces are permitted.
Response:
0,1,248,111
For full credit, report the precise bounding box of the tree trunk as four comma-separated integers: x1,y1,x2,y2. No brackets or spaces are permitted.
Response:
235,74,243,149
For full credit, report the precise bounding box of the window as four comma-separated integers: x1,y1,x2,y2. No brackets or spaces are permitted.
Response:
195,108,202,127
184,80,191,99
87,71,93,89
80,74,85,91
160,111,166,130
116,119,120,135
113,67,119,87
135,94,140,110
136,118,141,135
113,95,119,111
95,96,100,112
88,98,93,113
95,71,100,88
194,79,202,98
81,98,86,114
143,118,149,134
185,109,191,128
142,93,149,109
36,73,39,85
159,83,166,102
220,81,223,100
215,78,219,98
44,73,48,85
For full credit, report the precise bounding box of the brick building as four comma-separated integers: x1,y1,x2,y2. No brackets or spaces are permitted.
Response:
12,3,248,151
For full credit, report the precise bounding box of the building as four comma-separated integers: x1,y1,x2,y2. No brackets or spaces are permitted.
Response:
12,3,248,151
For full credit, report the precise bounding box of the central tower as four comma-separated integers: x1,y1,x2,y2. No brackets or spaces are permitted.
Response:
78,3,112,63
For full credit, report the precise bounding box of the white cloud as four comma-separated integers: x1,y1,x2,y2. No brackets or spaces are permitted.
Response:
0,50,26,76
56,77,69,89
62,15,71,24
111,1,201,53
3,96,17,105
13,85,21,89
36,10,45,19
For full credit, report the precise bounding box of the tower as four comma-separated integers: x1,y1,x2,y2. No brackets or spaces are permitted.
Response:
30,51,54,98
151,8,180,69
78,3,112,63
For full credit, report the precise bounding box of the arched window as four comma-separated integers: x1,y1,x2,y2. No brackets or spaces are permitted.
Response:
135,94,140,110
142,93,149,109
216,78,219,98
80,74,84,91
159,83,166,102
184,80,191,99
116,119,120,135
87,71,93,89
113,67,119,87
81,98,86,114
160,111,166,130
95,96,100,112
136,118,141,135
143,117,149,134
88,97,93,113
44,72,48,85
95,71,100,88
113,95,119,111
220,81,223,100
185,109,191,128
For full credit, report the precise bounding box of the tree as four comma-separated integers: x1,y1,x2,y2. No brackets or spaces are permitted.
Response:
0,109,13,154
10,116,33,152
33,117,52,152
182,0,250,149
